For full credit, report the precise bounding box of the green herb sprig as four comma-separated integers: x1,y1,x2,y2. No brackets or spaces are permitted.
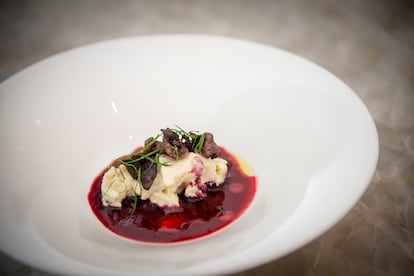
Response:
171,125,206,154
106,126,207,219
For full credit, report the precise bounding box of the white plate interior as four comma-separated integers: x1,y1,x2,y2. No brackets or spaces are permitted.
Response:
0,35,378,275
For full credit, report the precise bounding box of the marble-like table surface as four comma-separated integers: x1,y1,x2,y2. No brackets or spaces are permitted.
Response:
1,0,413,275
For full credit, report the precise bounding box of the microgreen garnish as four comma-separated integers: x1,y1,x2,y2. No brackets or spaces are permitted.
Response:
112,134,162,166
107,126,209,219
171,125,206,154
128,168,141,219
172,125,192,137
192,133,206,154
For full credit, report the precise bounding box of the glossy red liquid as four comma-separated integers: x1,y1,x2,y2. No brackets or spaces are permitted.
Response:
88,147,256,243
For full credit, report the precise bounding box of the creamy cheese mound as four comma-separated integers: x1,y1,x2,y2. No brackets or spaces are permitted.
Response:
101,152,228,208
101,165,136,207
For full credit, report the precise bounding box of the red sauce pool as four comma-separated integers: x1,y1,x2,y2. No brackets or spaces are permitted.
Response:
88,147,256,243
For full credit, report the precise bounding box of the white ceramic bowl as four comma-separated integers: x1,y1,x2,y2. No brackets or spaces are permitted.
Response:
0,35,378,275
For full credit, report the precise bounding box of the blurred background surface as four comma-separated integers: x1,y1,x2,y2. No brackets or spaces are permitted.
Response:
1,0,413,275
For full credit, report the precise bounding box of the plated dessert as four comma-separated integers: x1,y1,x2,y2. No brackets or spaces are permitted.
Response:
88,127,256,243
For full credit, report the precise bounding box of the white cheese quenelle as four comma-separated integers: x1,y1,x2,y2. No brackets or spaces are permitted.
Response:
101,152,228,209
